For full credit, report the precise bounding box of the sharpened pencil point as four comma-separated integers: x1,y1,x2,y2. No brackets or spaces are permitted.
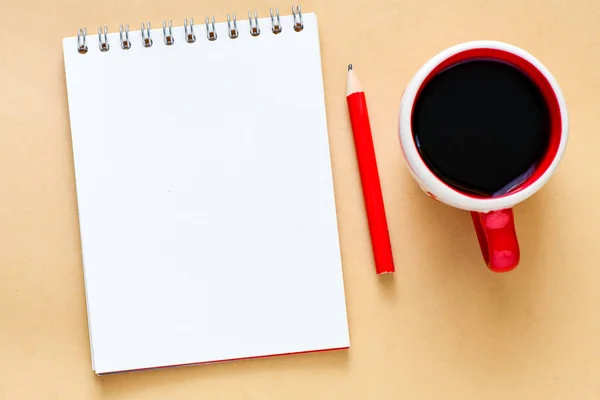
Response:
346,64,362,96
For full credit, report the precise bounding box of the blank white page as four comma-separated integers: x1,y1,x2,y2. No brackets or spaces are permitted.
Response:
63,13,349,375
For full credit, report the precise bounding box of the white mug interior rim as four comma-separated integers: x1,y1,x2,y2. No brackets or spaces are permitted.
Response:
398,40,569,213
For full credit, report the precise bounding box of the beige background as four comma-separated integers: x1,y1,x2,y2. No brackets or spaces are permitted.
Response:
1,0,599,398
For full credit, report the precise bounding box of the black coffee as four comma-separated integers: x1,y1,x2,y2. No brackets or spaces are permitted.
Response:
412,60,551,196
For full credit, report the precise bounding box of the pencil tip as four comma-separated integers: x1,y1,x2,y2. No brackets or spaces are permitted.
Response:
346,64,362,95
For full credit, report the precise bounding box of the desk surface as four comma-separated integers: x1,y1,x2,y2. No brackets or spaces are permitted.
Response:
1,0,599,398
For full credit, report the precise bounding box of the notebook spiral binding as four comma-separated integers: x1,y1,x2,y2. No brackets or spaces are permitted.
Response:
76,5,304,54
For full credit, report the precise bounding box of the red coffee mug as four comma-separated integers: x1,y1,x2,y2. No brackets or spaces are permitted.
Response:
398,41,568,272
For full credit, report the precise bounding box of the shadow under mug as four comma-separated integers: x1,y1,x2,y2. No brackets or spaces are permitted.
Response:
398,40,569,272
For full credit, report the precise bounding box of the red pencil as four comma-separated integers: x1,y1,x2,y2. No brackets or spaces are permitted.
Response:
346,64,395,274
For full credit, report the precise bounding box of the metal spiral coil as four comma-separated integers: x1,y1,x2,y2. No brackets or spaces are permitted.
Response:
270,8,282,34
163,20,175,45
119,24,131,49
184,18,196,43
77,28,88,54
98,26,109,52
227,14,238,39
292,5,303,32
75,5,305,53
248,11,260,37
206,16,217,41
141,22,153,48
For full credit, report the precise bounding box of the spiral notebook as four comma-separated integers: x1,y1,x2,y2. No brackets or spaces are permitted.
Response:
62,7,349,375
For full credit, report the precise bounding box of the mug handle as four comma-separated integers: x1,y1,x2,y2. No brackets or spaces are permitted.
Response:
470,209,520,272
